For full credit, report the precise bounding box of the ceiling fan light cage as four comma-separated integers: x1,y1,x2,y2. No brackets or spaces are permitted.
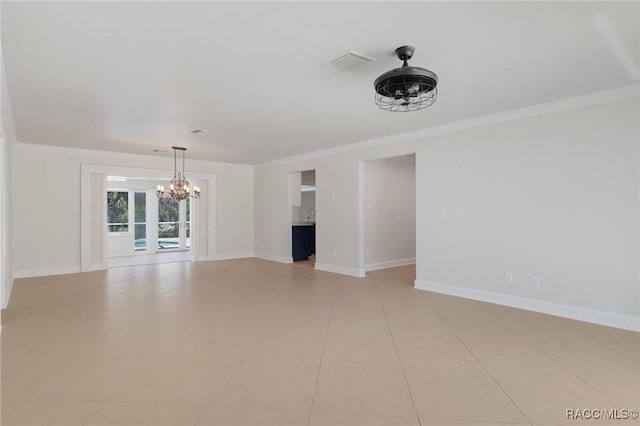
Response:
374,45,438,112
374,72,438,112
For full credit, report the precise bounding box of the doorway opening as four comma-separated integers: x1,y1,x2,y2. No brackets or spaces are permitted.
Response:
361,154,416,277
289,169,316,269
81,164,216,272
106,177,193,268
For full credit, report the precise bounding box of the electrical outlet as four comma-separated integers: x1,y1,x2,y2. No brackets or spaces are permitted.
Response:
505,272,513,283
531,276,540,289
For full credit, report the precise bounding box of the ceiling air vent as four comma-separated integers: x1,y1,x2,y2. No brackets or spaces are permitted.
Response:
330,50,376,65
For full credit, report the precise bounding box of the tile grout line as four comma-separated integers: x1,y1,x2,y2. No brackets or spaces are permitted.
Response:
7,262,635,425
372,275,423,426
81,402,110,426
191,278,275,425
79,402,209,426
306,277,339,426
195,271,322,424
7,263,271,425
68,270,201,425
425,301,534,426
491,310,625,408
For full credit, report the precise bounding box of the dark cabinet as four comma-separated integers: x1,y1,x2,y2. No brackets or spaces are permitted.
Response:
292,225,315,261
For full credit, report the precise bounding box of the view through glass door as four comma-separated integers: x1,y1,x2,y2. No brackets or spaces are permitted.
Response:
158,197,190,250
134,192,147,251
105,176,197,268
107,183,192,261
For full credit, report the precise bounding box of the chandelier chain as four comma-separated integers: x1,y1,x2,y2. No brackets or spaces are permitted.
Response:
157,147,201,201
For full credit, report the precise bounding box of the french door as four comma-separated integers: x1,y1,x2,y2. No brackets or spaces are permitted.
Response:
107,190,191,255
157,197,191,250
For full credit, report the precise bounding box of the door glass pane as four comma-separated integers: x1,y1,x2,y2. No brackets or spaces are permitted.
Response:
134,192,146,250
158,197,180,249
107,191,129,232
186,198,191,248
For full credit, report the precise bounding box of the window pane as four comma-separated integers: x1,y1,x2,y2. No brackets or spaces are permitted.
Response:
186,198,191,243
158,197,179,249
135,192,146,223
107,191,129,232
134,192,146,250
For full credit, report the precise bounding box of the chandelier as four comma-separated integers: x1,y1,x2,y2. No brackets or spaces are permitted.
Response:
374,46,438,112
156,147,201,201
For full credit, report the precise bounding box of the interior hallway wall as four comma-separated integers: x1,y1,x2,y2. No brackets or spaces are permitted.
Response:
1,56,16,309
364,156,415,270
254,94,639,330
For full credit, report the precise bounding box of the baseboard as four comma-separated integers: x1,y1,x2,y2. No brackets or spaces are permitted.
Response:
254,252,293,264
414,279,639,332
365,257,416,272
315,262,365,278
216,252,255,261
1,275,14,309
13,265,81,279
193,255,215,262
90,263,107,271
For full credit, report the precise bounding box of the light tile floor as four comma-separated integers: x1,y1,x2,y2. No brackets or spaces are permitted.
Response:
1,259,638,425
107,251,192,268
294,255,316,270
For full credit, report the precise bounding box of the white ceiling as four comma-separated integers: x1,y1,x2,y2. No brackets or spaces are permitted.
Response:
2,1,639,164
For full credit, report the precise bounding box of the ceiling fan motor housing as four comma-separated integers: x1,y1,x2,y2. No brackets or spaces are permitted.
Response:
374,45,438,112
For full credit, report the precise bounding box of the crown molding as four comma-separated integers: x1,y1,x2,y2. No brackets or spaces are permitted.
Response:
13,142,253,170
11,84,639,169
257,84,640,168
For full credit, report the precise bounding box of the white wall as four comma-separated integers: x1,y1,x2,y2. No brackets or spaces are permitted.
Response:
12,145,254,276
254,93,639,330
415,98,639,329
1,56,16,309
364,156,415,270
6,88,639,329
